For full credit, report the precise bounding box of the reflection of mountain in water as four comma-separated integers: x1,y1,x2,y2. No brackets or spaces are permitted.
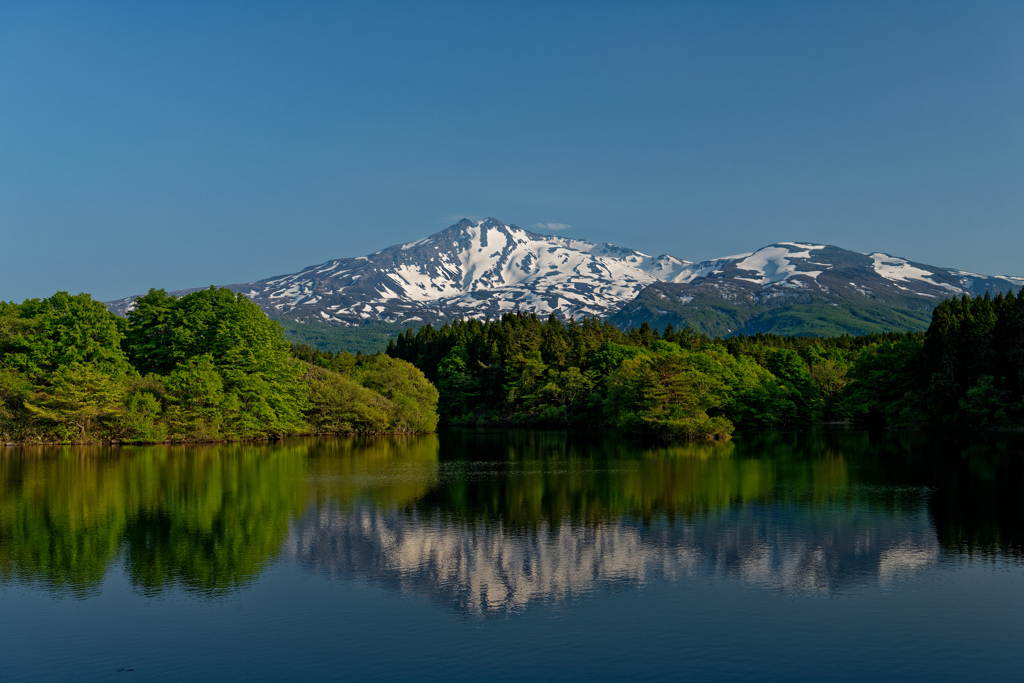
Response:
2,431,1020,603
286,494,940,614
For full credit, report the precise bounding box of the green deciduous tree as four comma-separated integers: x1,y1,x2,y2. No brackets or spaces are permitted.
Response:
355,354,439,433
605,347,733,440
7,292,133,380
124,288,309,439
302,363,392,434
23,362,128,442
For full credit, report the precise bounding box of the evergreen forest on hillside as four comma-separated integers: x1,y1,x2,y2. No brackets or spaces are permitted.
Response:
385,290,1024,438
1,286,1022,444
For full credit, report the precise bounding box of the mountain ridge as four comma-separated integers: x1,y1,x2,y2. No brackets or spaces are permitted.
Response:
610,242,1024,336
106,218,1024,337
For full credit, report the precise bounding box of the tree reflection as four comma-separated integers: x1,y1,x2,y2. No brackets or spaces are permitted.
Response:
426,429,863,526
303,434,440,510
0,448,131,597
0,430,1020,604
924,434,1024,558
0,443,308,597
122,445,308,596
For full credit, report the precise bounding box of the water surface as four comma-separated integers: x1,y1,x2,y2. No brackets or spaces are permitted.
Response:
1,430,1022,681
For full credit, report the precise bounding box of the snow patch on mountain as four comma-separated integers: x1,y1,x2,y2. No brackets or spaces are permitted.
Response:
949,270,1024,287
733,245,826,285
870,253,963,293
666,260,728,284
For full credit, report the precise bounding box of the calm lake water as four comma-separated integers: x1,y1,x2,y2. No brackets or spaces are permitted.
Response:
1,430,1022,682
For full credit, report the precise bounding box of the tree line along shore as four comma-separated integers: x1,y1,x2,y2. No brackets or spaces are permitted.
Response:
2,286,1022,444
383,289,1023,439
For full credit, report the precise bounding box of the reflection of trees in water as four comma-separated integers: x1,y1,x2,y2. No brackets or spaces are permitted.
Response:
303,434,440,510
0,443,309,597
923,435,1024,559
428,430,861,528
736,430,1024,559
0,435,443,598
121,446,309,596
1,430,1021,601
0,448,128,596
285,428,1023,615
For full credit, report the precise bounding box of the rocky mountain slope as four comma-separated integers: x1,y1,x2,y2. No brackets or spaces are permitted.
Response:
611,242,1024,336
109,218,692,324
107,218,1023,337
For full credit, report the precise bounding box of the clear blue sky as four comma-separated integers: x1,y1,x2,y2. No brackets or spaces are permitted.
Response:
2,0,1021,302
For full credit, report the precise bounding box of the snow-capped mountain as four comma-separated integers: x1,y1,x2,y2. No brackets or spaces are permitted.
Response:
107,219,1023,336
144,218,691,326
612,242,1024,336
658,241,1017,295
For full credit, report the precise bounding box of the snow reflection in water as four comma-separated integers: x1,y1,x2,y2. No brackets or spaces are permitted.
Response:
286,494,940,614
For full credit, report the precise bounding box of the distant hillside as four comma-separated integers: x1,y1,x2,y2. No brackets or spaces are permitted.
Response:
275,319,404,355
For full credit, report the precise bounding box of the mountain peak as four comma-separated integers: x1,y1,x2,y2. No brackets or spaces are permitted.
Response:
435,217,522,238
211,216,686,326
105,219,1023,336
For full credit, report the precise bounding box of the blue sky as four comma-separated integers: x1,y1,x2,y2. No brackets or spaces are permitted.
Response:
2,0,1021,302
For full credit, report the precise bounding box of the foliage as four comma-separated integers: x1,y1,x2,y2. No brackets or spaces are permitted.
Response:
387,292,1024,436
124,287,310,439
24,362,128,441
1,293,136,442
3,292,134,380
918,291,1024,427
843,338,923,426
354,354,440,433
385,313,829,439
2,284,1019,443
841,290,1024,428
302,363,393,434
0,444,308,596
0,288,439,443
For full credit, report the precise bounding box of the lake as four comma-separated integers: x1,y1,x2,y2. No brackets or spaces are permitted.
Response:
1,430,1022,681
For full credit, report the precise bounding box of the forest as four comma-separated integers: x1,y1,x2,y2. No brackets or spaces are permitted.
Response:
385,290,1024,439
0,287,437,443
1,286,1021,444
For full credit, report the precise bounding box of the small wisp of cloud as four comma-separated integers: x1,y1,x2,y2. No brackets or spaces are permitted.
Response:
530,222,572,232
